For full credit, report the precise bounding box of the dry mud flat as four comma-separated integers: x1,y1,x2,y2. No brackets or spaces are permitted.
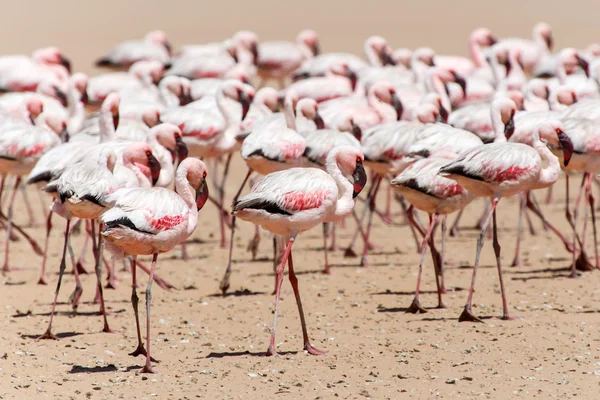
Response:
1,167,600,399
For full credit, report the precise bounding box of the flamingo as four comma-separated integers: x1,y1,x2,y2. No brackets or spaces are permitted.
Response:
280,62,357,103
0,47,71,92
257,30,320,87
492,22,553,74
101,158,209,373
391,156,474,312
439,119,573,322
434,28,497,76
95,30,171,69
232,144,367,355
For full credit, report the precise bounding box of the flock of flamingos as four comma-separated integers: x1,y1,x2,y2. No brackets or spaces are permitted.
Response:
1,23,600,373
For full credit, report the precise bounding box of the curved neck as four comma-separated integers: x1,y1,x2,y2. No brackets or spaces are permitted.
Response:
159,85,179,107
491,106,507,143
284,97,297,130
325,154,354,220
67,88,85,133
556,61,568,84
532,133,560,189
426,73,452,113
470,37,487,67
99,111,116,143
367,90,395,122
149,137,174,187
174,169,198,236
217,90,239,127
365,45,381,66
123,155,151,188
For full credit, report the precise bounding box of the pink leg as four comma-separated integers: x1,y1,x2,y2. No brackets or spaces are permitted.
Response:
449,208,464,237
570,174,587,278
492,204,514,320
37,219,71,340
247,224,261,259
406,213,439,314
361,175,383,266
94,222,115,333
459,197,499,323
20,182,37,227
545,186,553,205
525,193,574,253
2,177,21,272
141,253,159,373
76,226,90,275
266,235,295,356
38,211,53,285
287,247,326,355
585,174,599,269
129,256,158,362
511,192,526,267
135,260,175,290
67,231,83,311
322,223,331,274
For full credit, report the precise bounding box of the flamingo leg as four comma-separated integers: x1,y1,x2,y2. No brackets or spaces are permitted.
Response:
585,174,599,269
2,177,21,272
220,168,252,294
406,213,439,314
76,222,91,274
141,253,159,373
511,192,526,267
67,232,83,312
436,216,447,305
570,173,588,277
95,223,115,333
343,176,379,257
37,219,71,340
492,204,513,320
287,246,326,355
20,181,37,227
266,234,295,356
545,185,553,204
322,223,331,274
247,225,261,259
459,197,499,323
360,175,383,266
38,210,53,285
449,207,464,237
129,256,158,363
525,193,574,252
217,153,233,248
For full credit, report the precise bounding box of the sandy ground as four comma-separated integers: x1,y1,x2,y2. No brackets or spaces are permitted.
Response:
1,154,600,399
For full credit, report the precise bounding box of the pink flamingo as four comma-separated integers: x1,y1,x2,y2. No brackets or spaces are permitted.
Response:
391,156,474,312
101,158,209,373
434,28,497,76
439,119,572,322
95,30,171,69
281,63,357,103
257,30,320,87
233,144,367,355
0,47,71,92
493,22,553,74
219,90,308,293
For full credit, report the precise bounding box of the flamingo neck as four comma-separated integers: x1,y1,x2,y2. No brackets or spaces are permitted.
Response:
491,106,507,144
149,138,174,187
326,152,354,220
99,111,116,143
174,168,199,236
426,74,452,113
470,38,487,68
556,62,568,84
217,90,239,128
532,132,560,189
123,153,151,187
365,46,381,67
67,88,85,134
284,97,297,130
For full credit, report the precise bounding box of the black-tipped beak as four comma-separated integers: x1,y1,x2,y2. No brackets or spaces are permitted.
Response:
175,135,188,163
576,55,590,78
61,125,70,142
434,113,443,123
351,121,362,141
381,51,396,66
557,130,573,167
346,70,358,91
196,179,209,210
489,36,498,46
504,112,515,139
59,55,71,73
451,71,467,95
239,91,252,120
113,112,120,130
391,92,403,121
54,87,68,107
179,91,193,106
427,57,436,67
314,112,325,129
251,43,259,64
439,104,449,123
292,72,310,82
147,153,161,185
311,42,320,56
164,41,173,55
352,160,367,198
80,90,89,105
545,35,554,51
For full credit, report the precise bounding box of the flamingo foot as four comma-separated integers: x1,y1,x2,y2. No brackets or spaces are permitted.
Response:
37,329,58,341
219,277,230,295
265,345,279,356
435,301,447,309
576,252,595,272
76,261,89,274
304,343,327,355
129,345,158,362
322,266,332,275
140,365,157,374
105,280,118,289
1,265,20,272
458,306,484,323
449,227,459,237
343,247,357,258
360,257,370,267
500,315,517,321
246,236,260,260
405,298,427,314
511,257,520,267
69,287,83,311
37,276,48,285
367,241,379,250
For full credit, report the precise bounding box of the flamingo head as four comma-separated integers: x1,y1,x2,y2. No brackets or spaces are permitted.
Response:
145,30,172,54
559,48,589,77
416,103,441,124
554,86,578,107
534,22,553,51
37,81,68,107
32,47,71,72
71,73,89,105
153,123,187,164
366,36,396,66
161,76,193,105
330,62,357,90
537,120,573,167
471,28,497,46
254,87,279,112
392,48,413,68
298,29,320,56
333,146,366,198
25,97,44,123
179,158,209,210
45,115,69,141
126,143,162,186
297,98,324,129
412,47,436,67
101,93,120,130
372,82,403,120
233,31,259,63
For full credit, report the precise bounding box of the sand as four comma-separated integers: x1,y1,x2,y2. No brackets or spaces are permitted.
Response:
2,2,600,398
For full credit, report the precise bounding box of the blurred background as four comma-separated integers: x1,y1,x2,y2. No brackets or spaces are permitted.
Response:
1,0,597,73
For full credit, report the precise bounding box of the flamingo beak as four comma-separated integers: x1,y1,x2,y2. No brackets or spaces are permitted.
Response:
557,130,573,167
176,135,188,163
427,57,436,67
54,87,68,107
346,70,358,91
292,72,310,82
381,50,396,66
439,104,449,123
147,153,161,185
504,112,515,139
179,91,193,106
434,113,443,123
351,121,362,141
61,125,70,142
239,91,252,121
80,90,89,105
489,36,498,46
311,42,320,56
451,71,467,96
113,111,120,130
352,160,367,198
251,43,259,64
391,92,403,121
195,179,209,210
545,35,554,51
314,111,325,129
576,55,590,78
59,55,72,73
164,41,173,55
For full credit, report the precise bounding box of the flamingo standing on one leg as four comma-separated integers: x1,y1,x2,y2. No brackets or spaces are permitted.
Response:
439,119,573,322
101,158,209,373
232,145,367,355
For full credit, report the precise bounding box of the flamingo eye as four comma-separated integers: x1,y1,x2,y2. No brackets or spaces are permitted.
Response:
203,171,207,178
555,128,561,135
146,150,152,156
356,156,362,163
